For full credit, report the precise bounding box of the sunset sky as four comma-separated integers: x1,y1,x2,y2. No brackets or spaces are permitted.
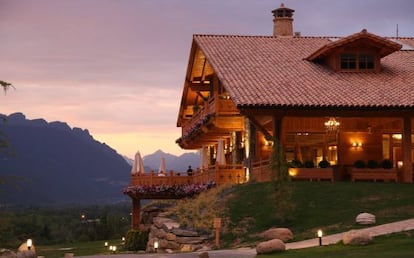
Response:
1,0,413,158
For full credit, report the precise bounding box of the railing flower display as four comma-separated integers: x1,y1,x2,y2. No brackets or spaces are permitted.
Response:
123,181,216,199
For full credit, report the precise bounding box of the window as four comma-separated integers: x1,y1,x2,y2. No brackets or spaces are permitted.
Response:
340,53,375,71
340,54,356,69
359,54,375,70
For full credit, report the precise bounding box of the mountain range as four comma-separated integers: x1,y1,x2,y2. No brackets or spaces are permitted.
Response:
0,113,198,206
125,150,200,173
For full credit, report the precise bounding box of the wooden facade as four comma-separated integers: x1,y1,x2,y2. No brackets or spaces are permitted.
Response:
127,4,414,229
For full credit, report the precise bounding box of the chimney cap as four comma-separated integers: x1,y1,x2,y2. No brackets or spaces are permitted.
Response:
272,3,295,18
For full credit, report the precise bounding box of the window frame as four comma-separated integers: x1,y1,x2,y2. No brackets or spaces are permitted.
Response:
339,52,376,72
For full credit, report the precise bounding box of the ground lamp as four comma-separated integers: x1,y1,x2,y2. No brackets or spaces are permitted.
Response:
27,239,33,250
154,240,159,253
317,229,323,246
104,242,108,247
109,245,116,254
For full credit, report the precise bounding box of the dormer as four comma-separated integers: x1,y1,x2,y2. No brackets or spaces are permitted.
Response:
307,29,402,72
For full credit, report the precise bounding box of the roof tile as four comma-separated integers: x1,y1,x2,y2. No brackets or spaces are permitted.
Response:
193,35,414,108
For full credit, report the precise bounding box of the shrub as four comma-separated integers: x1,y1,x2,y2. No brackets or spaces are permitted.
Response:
289,159,303,168
124,229,149,251
165,184,230,231
354,160,365,168
367,160,378,169
381,159,393,169
318,159,331,168
303,160,314,168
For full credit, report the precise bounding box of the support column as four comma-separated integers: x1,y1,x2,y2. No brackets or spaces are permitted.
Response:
272,115,283,143
132,198,141,229
402,116,412,183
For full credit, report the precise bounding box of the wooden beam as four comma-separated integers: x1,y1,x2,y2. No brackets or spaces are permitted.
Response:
402,115,413,183
247,115,273,140
239,107,414,118
188,81,211,92
131,198,140,229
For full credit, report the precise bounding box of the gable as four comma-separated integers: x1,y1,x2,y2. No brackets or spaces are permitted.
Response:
307,29,402,61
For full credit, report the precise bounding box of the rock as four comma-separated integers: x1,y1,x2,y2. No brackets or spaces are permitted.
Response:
199,251,209,258
16,251,36,258
0,249,17,258
153,228,167,238
261,228,293,242
17,243,35,253
180,244,194,252
162,221,180,231
342,230,373,245
153,217,175,228
165,241,180,250
165,232,177,241
356,213,376,225
256,239,285,254
176,236,207,244
171,228,199,237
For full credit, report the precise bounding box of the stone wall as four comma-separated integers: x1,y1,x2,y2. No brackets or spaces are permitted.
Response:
146,216,211,253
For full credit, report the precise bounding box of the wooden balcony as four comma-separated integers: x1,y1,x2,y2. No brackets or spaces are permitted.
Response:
182,97,241,137
129,164,246,188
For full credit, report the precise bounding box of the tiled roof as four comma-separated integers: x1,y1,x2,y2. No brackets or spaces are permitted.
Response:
194,34,414,109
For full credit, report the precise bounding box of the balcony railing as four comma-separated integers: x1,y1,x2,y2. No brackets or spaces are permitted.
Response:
182,97,240,136
130,163,246,187
250,159,273,182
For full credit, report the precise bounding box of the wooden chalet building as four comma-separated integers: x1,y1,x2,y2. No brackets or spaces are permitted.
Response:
176,4,414,184
126,3,414,230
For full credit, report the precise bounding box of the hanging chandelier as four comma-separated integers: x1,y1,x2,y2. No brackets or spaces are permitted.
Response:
324,117,340,131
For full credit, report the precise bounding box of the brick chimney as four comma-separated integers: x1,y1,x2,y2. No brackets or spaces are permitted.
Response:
272,3,294,37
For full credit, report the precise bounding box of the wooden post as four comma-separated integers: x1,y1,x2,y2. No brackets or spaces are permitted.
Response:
402,116,413,183
132,198,141,230
213,218,222,248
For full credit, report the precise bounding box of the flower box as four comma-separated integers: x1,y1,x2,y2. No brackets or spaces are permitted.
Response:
288,168,334,182
349,168,398,182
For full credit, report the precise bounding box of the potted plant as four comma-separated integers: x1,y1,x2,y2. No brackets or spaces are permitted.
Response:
367,160,378,169
381,159,393,169
318,159,331,168
289,159,303,168
353,160,366,169
303,160,314,168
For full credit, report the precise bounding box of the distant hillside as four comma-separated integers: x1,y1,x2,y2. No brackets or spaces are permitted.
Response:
0,113,131,205
142,149,199,172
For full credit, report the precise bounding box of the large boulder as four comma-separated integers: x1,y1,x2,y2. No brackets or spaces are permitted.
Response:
0,249,17,258
256,239,285,254
342,230,373,245
199,252,209,258
355,213,376,225
261,228,293,242
16,251,36,258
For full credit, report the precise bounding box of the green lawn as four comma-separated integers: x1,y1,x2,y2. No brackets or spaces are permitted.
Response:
36,239,124,258
35,181,414,257
223,181,414,245
258,231,414,258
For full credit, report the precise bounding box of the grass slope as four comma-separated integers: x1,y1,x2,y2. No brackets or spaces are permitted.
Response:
223,181,414,245
259,231,414,258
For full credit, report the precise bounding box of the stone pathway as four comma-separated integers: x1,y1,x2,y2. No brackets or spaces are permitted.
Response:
78,218,414,258
286,218,414,249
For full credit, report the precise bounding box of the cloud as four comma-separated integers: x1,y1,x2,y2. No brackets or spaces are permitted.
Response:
1,0,413,157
